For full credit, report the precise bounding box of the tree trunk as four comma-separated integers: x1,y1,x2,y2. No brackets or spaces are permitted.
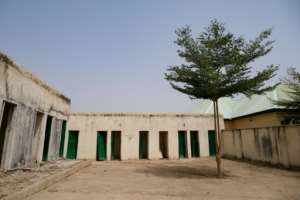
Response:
213,99,222,178
216,99,222,178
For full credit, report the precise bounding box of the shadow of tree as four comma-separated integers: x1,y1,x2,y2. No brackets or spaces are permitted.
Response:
136,164,231,179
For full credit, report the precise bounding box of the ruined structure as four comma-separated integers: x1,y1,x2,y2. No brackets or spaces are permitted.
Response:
0,53,70,170
67,113,223,161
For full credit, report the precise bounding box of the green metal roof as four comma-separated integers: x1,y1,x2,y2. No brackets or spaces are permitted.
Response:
191,84,292,119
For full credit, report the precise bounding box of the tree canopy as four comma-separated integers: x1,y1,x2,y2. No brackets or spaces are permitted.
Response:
165,20,278,100
275,67,300,110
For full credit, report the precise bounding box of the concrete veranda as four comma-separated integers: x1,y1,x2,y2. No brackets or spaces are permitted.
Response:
27,158,300,200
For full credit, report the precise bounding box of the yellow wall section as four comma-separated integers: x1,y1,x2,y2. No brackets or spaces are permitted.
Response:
224,112,286,129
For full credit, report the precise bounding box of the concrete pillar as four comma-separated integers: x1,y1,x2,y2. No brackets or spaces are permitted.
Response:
199,129,209,157
148,130,159,160
106,131,111,161
168,130,178,159
36,113,48,163
186,130,191,158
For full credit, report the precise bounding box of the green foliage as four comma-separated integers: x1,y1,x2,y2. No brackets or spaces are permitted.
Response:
275,68,300,110
275,68,300,125
165,20,278,100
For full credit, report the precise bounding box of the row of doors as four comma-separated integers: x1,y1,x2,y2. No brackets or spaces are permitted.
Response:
178,130,216,158
42,117,67,161
96,131,121,161
65,130,122,160
0,101,67,167
96,131,168,160
65,130,217,161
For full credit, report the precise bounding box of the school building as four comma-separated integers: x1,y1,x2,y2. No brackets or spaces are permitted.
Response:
0,52,222,170
65,113,223,161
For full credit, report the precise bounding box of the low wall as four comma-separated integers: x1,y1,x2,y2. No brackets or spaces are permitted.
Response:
222,125,300,168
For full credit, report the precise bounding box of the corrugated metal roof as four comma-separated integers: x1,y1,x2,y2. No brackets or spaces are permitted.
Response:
191,84,291,119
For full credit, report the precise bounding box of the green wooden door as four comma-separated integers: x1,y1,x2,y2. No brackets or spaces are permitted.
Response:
178,131,186,158
97,131,107,161
42,116,52,161
208,130,216,156
190,131,200,157
59,120,67,157
139,131,148,159
67,131,79,159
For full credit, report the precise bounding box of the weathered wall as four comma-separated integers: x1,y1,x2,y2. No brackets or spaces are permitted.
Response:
224,112,285,129
0,53,70,170
222,125,300,168
68,113,224,160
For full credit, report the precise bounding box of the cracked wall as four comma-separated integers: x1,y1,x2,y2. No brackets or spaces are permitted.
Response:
0,53,71,170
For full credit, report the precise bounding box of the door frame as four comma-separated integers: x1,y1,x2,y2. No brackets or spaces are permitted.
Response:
96,131,107,161
0,101,16,168
159,131,168,159
208,130,216,156
178,130,188,158
190,130,200,157
139,131,149,159
111,131,121,160
66,130,79,160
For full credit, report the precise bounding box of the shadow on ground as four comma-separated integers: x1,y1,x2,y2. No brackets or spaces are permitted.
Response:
136,164,231,179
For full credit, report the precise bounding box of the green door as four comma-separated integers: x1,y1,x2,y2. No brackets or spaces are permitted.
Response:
42,116,52,161
190,131,200,157
67,131,79,159
97,131,107,161
178,131,187,158
139,131,148,159
208,130,216,156
59,120,67,157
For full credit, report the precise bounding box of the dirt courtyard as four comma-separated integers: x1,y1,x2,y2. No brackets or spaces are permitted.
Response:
27,158,300,200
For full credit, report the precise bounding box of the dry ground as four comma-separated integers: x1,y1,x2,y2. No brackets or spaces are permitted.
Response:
27,158,300,200
0,160,78,199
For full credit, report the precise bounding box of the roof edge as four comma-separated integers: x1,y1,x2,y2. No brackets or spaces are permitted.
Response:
0,52,71,104
70,112,222,118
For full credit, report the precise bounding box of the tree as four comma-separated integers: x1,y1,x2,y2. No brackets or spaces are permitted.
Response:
165,20,278,178
274,67,300,124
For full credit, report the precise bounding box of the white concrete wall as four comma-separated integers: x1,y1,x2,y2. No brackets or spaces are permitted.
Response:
222,125,300,168
68,113,224,160
0,53,70,170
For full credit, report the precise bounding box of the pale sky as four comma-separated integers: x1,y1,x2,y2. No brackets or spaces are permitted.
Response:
0,0,299,112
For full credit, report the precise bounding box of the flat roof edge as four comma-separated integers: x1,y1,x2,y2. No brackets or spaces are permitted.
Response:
70,112,221,118
0,52,71,104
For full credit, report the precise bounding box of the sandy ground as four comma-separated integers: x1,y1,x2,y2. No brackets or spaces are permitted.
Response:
26,158,300,200
0,160,78,199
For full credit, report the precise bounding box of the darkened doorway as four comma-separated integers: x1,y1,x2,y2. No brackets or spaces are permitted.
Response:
97,131,107,161
42,115,53,161
159,131,168,159
111,131,121,160
139,131,148,159
178,131,188,158
0,102,16,166
59,120,67,157
208,130,216,156
190,131,200,157
67,131,79,160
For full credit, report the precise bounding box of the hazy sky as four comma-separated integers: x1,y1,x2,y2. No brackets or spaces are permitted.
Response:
0,0,299,112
